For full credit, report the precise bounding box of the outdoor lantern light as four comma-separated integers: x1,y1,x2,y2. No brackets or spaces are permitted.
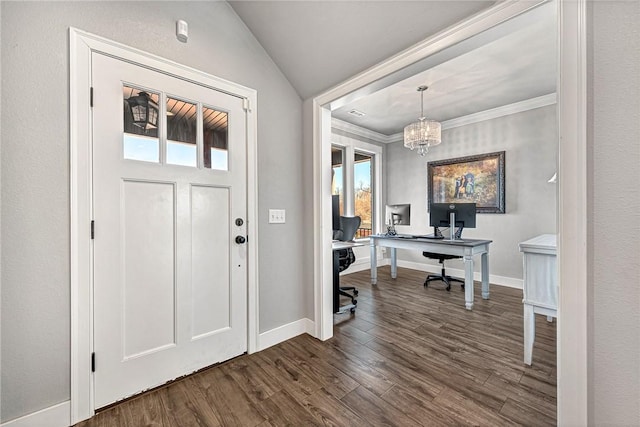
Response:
127,91,159,130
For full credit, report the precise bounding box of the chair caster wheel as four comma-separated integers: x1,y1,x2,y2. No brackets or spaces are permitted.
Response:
350,307,356,313
354,290,359,296
446,286,451,292
424,282,429,287
353,300,357,305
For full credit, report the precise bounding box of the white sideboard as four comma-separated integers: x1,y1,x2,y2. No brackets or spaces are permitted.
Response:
519,234,557,365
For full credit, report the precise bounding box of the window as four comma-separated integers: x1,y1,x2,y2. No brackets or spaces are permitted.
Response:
331,146,345,215
354,152,373,238
166,97,197,167
203,106,228,170
331,137,381,240
121,85,230,170
123,86,160,163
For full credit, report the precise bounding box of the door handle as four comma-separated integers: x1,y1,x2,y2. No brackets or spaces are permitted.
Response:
235,235,246,244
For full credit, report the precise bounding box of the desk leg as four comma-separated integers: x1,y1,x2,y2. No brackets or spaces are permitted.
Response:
370,240,377,285
390,248,397,279
524,303,535,365
481,251,490,300
464,255,474,310
333,250,340,313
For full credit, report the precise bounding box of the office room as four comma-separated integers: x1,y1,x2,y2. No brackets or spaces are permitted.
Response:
328,2,558,423
2,1,639,426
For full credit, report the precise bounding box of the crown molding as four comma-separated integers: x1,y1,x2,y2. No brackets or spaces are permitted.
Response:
383,93,557,142
441,93,557,130
331,118,391,144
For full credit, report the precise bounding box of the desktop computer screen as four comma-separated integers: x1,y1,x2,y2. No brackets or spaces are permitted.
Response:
429,202,476,230
385,204,411,226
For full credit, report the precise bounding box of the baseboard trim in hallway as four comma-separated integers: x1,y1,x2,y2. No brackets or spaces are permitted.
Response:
1,400,70,427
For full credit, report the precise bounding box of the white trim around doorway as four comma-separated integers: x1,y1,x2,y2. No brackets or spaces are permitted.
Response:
312,0,587,424
69,28,259,425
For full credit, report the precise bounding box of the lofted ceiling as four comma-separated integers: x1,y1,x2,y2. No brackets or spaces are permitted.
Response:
229,1,557,137
229,0,494,100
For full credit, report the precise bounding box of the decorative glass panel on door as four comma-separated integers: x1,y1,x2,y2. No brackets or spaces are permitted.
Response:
203,106,228,170
123,86,160,163
166,97,197,167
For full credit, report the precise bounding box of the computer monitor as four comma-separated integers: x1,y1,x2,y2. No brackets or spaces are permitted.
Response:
385,204,411,226
332,195,341,232
429,202,476,239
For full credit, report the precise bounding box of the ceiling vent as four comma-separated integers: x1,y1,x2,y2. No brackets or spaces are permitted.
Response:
348,109,366,117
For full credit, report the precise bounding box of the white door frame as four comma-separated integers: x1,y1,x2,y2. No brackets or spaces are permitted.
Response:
312,0,587,424
69,28,259,424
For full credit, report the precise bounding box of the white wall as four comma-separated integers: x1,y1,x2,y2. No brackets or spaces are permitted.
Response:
0,1,309,422
589,1,640,424
385,105,557,282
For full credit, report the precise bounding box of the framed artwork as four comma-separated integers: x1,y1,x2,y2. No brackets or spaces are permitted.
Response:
428,151,505,213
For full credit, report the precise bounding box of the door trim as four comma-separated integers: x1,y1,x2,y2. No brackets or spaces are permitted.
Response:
69,27,259,424
312,0,587,423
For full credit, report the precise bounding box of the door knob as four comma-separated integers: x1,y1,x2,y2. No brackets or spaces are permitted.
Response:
235,235,246,244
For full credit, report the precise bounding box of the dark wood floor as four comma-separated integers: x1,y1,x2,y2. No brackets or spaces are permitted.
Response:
76,266,556,426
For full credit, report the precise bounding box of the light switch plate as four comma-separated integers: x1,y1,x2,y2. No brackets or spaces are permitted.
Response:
268,209,286,224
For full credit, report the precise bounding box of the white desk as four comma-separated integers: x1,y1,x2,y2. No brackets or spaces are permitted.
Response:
519,234,557,365
369,235,492,310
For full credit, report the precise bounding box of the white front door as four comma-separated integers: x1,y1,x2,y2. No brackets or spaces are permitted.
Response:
91,53,248,408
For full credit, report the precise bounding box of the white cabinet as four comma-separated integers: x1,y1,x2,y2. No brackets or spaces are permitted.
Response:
519,234,557,365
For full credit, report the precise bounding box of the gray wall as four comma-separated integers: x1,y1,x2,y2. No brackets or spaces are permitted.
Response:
385,105,557,281
589,1,640,424
0,1,309,422
2,1,639,424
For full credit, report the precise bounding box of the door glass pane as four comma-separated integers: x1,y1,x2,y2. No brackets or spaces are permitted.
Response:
203,106,228,170
354,152,373,238
123,86,160,162
331,146,344,215
167,97,197,167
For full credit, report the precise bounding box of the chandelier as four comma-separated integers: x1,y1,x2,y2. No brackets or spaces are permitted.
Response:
403,86,441,156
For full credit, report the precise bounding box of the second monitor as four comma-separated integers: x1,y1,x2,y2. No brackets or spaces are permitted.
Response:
385,203,411,226
429,202,476,239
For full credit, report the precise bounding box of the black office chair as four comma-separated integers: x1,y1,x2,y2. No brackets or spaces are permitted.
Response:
334,216,361,306
423,252,465,291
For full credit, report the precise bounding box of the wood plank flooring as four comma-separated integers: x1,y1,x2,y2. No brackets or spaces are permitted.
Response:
76,266,556,426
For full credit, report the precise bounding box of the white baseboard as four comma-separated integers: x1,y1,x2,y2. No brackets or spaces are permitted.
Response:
341,258,521,289
258,318,315,351
1,401,70,427
395,260,523,289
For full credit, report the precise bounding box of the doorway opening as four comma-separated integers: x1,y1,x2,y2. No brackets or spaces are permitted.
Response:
312,0,587,423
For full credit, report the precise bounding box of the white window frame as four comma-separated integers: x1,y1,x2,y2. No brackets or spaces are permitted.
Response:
331,134,383,240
